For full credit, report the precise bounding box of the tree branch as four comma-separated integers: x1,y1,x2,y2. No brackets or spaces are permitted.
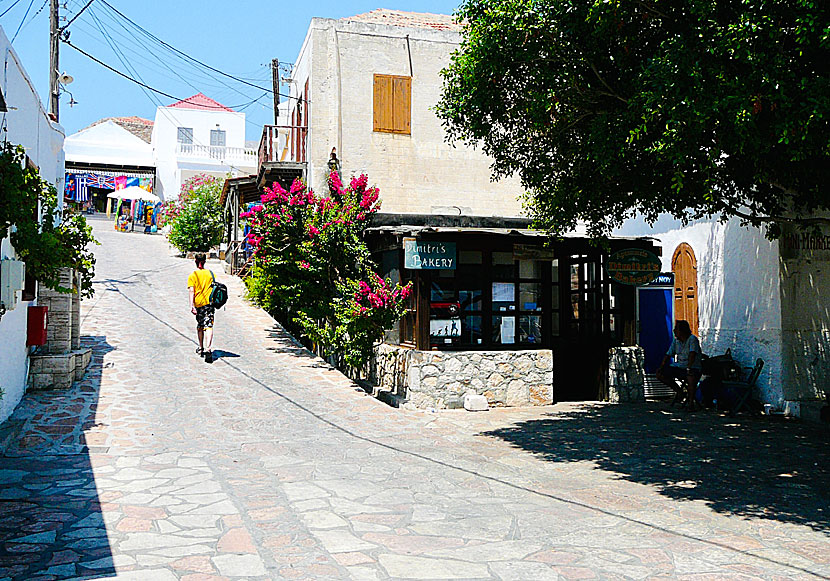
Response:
730,208,830,227
587,61,628,104
635,1,672,21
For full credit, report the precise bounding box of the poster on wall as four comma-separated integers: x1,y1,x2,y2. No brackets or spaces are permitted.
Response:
430,318,461,338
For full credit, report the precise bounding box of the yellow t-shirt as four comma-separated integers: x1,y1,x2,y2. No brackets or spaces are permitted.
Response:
188,269,213,308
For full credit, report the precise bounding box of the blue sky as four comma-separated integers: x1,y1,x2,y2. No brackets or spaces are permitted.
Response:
3,0,460,140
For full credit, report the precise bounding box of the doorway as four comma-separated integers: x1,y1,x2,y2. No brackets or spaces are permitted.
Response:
672,243,699,334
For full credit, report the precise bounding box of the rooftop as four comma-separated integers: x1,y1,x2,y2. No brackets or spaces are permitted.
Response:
343,9,461,32
84,116,154,143
167,92,235,113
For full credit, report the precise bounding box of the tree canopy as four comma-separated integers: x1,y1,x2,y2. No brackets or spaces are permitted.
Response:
437,0,830,237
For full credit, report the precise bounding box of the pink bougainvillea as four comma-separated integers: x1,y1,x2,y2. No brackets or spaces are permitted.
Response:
243,172,409,369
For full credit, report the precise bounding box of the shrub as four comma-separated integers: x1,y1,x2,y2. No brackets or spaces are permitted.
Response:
243,172,410,370
163,174,224,253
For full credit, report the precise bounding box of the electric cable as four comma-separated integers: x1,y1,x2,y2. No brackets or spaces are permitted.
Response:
0,0,23,19
63,38,267,110
8,0,33,41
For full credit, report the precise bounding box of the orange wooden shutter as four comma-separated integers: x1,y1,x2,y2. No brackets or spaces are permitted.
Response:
373,75,393,132
392,76,411,134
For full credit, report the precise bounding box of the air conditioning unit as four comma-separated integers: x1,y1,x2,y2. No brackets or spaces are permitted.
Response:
0,259,26,310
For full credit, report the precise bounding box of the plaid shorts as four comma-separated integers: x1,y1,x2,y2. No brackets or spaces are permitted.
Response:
195,305,215,329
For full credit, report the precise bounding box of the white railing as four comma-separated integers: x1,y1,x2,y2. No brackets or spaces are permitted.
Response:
177,143,257,165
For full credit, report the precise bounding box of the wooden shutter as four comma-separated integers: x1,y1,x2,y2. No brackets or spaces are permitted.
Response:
392,76,411,134
671,243,699,335
373,75,393,132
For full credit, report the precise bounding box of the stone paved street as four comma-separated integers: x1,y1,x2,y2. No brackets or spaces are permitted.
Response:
0,219,828,580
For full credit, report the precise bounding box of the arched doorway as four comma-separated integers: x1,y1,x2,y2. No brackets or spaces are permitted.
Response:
672,243,699,335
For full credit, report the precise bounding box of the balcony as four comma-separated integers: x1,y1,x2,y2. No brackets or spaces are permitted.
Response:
256,124,307,189
258,124,308,166
176,143,257,167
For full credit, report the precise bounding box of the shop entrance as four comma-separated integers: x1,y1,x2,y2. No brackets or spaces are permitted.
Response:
553,252,623,401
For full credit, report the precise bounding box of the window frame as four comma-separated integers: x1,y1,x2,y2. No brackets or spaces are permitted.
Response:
373,74,411,135
177,127,194,144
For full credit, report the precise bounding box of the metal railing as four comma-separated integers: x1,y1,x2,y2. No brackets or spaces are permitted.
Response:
258,125,307,166
177,143,257,164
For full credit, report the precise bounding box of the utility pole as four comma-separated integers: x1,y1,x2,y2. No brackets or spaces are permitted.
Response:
49,0,59,121
271,58,280,125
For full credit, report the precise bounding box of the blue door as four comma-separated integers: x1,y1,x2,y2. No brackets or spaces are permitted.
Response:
638,287,674,373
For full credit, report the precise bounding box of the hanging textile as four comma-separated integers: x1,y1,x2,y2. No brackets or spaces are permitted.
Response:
64,174,76,199
139,177,153,192
126,177,140,187
87,173,117,189
152,203,161,225
115,176,127,190
74,175,89,203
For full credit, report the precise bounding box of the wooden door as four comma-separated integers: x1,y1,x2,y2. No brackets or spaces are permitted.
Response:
671,243,699,335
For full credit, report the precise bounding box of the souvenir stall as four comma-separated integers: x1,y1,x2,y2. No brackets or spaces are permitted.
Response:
64,169,155,215
108,186,161,233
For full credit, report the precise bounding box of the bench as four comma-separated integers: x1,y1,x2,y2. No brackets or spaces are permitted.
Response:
722,358,764,417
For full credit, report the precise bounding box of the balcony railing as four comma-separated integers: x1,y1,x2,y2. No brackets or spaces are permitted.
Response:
258,125,307,167
177,143,257,165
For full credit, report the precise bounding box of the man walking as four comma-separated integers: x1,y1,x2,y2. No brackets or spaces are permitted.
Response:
187,253,215,363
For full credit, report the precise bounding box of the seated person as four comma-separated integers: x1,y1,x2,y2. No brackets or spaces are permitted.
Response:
657,319,703,410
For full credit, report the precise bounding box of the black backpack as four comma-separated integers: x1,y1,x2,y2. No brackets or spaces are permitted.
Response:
208,270,228,309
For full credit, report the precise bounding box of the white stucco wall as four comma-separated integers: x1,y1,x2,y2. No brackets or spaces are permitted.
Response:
289,18,524,217
151,106,253,200
0,26,65,424
617,216,783,405
779,225,830,405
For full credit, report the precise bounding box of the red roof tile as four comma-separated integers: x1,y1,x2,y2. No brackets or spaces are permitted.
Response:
344,9,461,32
168,93,235,112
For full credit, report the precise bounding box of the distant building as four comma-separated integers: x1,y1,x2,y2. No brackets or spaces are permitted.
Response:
152,93,257,200
64,117,155,211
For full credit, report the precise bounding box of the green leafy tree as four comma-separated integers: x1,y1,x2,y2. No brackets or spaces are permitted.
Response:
164,174,224,253
0,143,98,297
244,172,411,369
437,0,830,237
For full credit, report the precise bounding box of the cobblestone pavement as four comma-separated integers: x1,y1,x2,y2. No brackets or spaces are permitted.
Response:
0,219,828,580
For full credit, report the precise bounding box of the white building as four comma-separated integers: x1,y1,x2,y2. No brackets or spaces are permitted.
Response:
152,93,256,200
616,213,827,420
280,10,524,217
65,117,154,168
0,26,66,424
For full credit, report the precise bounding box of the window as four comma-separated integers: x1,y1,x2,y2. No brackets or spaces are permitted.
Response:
177,127,193,144
210,129,226,147
373,74,411,134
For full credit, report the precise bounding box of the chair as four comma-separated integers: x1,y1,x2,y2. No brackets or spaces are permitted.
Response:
723,358,764,416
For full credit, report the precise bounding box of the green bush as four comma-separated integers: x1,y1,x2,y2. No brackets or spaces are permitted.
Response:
165,174,224,253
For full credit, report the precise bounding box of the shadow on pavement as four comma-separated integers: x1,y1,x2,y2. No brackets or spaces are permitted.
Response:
482,403,830,532
0,336,116,580
210,349,239,360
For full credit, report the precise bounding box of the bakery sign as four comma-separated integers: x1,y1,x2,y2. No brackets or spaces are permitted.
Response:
607,248,661,286
404,238,456,269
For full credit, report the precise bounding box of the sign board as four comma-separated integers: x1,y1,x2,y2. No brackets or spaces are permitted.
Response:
404,238,456,269
513,243,555,261
647,272,675,286
608,248,661,286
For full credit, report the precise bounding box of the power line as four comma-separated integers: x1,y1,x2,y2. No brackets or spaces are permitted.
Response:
63,38,268,110
0,0,23,19
8,0,33,41
94,0,303,103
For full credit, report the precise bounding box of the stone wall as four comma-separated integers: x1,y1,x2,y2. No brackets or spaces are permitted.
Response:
608,346,646,403
373,345,553,409
28,268,91,390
